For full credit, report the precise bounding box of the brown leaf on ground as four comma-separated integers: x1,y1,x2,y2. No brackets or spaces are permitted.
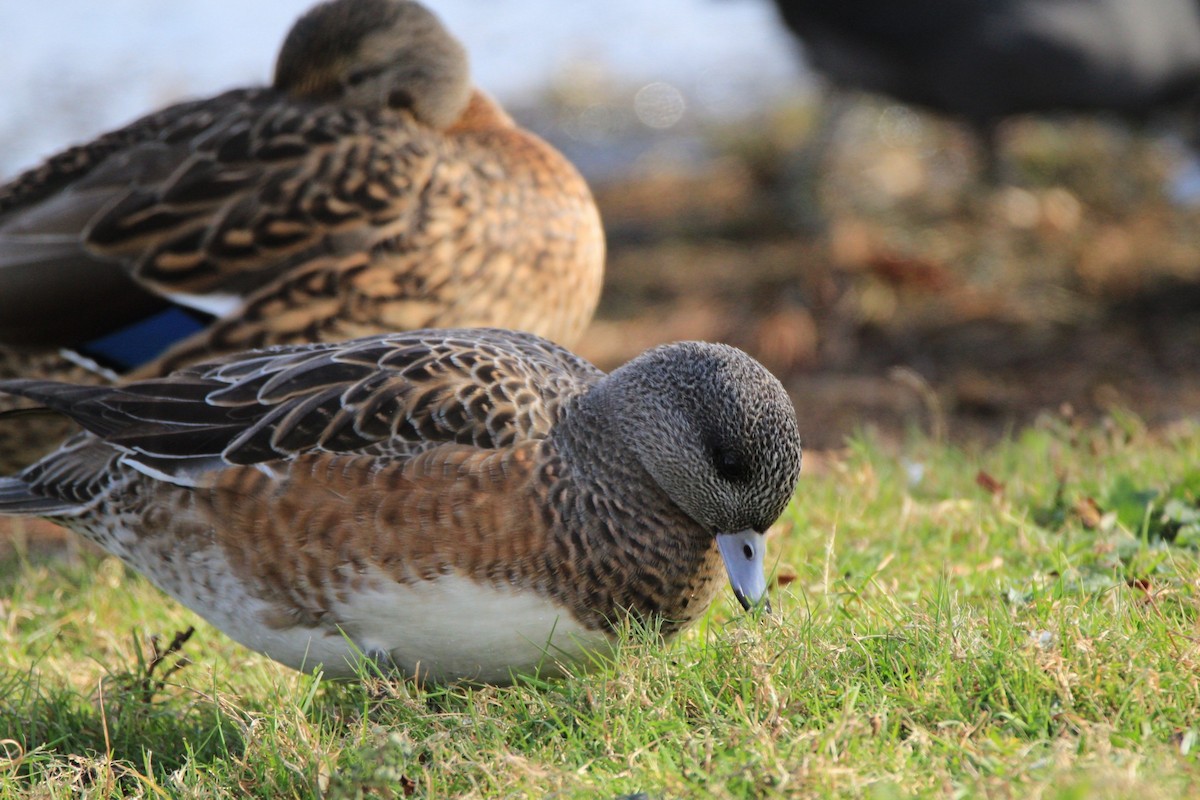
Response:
1126,577,1152,592
1073,497,1104,529
773,566,799,588
975,470,1005,497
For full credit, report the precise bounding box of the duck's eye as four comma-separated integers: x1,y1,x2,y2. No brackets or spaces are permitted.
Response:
712,447,749,481
387,88,415,109
345,67,380,88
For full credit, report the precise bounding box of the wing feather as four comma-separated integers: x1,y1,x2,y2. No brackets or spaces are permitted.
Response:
1,329,601,483
0,88,436,349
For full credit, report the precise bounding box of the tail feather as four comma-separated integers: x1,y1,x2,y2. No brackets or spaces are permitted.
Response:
0,475,77,516
0,379,110,415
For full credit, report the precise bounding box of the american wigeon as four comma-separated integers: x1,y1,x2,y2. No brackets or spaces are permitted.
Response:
0,328,802,683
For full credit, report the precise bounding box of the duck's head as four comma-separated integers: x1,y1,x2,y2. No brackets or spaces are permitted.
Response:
602,342,804,612
274,0,471,129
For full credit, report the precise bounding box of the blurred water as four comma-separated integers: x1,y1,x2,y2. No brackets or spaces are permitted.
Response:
0,0,807,179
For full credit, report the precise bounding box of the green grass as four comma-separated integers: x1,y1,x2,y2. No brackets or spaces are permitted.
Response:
2,413,1200,798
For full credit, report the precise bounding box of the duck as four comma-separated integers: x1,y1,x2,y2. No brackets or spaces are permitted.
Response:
771,0,1200,178
0,328,803,683
0,0,605,473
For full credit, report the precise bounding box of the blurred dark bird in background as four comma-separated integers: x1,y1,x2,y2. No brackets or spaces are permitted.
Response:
770,0,1200,184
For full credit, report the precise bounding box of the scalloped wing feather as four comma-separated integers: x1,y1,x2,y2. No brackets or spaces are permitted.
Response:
0,89,438,347
1,330,601,487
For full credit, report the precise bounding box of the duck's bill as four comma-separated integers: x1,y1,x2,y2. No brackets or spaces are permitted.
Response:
716,529,771,613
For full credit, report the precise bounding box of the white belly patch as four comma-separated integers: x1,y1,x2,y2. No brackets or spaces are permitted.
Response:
187,567,612,683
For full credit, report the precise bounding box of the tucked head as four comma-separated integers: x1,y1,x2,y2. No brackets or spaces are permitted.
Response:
600,342,803,609
274,0,471,127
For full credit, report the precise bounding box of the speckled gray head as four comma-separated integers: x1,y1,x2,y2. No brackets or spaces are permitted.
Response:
600,341,803,610
274,0,471,127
